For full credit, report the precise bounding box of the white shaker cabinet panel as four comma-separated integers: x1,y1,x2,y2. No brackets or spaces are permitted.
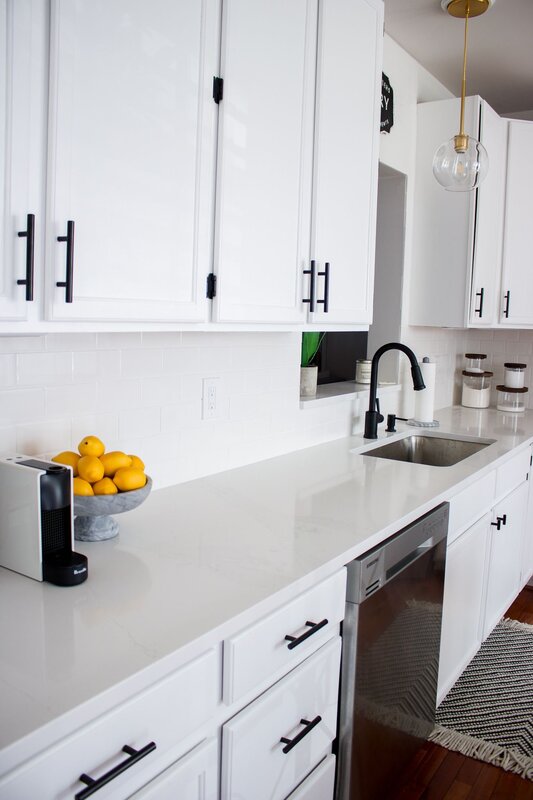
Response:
130,739,218,800
411,96,506,328
286,754,336,800
221,637,341,800
309,0,383,326
46,0,219,323
438,514,490,704
500,120,533,326
484,480,528,639
213,0,316,324
0,0,47,321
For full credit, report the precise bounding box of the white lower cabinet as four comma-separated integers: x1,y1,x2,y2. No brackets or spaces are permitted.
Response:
130,738,218,800
286,754,336,800
483,480,528,638
221,637,341,800
438,514,490,703
0,649,220,800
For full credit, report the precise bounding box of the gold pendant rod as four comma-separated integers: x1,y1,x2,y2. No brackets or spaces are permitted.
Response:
459,5,469,137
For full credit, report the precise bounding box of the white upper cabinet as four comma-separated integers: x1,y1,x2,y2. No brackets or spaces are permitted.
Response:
46,0,219,323
499,120,533,326
411,96,507,328
212,0,316,325
213,0,383,327
0,0,46,321
309,0,382,327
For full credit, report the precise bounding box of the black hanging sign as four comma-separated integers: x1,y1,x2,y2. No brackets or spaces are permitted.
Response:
381,72,394,134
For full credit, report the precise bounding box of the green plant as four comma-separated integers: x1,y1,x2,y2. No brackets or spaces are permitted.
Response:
301,332,324,368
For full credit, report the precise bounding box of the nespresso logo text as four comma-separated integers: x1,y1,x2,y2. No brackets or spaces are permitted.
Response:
74,567,87,575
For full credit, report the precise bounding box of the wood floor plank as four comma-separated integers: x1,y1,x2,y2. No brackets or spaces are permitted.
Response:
419,750,464,800
490,769,533,800
466,763,502,799
441,779,471,800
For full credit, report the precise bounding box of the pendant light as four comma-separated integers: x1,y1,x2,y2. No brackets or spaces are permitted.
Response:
433,0,493,191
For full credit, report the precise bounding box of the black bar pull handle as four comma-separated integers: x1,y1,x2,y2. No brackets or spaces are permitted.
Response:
280,716,322,754
474,287,484,318
17,213,35,301
75,741,156,799
284,618,328,650
56,220,75,303
503,290,511,319
316,262,330,313
302,260,316,312
491,515,507,532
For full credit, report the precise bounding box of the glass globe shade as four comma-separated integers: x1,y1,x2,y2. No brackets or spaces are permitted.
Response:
433,136,489,191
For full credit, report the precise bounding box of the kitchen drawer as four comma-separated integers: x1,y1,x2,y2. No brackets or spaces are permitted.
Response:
494,447,530,502
0,649,220,800
286,754,336,800
130,738,218,800
223,568,346,703
447,471,496,544
221,636,341,800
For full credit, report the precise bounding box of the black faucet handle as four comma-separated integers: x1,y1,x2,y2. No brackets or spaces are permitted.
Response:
375,397,384,423
386,414,396,433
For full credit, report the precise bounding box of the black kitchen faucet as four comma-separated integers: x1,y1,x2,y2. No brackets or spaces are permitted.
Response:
363,342,425,439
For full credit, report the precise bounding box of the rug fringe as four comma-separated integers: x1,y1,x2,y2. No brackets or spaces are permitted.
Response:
430,724,533,781
501,616,533,633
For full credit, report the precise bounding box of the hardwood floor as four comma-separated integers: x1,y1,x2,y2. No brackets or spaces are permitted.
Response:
394,585,533,799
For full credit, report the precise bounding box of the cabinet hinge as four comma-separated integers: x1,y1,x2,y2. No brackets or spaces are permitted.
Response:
206,272,217,299
213,77,224,104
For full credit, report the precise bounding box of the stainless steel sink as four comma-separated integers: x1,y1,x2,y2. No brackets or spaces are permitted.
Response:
362,434,495,467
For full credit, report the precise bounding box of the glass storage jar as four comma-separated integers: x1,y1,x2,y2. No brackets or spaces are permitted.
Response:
461,370,493,408
503,362,526,389
496,385,528,412
464,353,487,373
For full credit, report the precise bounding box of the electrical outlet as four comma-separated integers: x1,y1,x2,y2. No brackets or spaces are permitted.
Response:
202,377,220,420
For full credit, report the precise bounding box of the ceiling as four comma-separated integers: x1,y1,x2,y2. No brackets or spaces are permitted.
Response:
384,0,533,115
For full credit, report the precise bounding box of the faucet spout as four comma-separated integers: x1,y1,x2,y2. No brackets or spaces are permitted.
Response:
363,342,425,439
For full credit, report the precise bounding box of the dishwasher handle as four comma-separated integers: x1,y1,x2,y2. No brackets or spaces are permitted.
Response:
346,502,449,604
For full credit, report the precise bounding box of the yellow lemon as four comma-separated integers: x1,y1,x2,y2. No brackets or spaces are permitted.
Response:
77,455,105,484
128,454,145,471
51,451,80,476
78,435,105,458
100,451,132,477
113,468,147,492
92,477,118,496
73,477,94,496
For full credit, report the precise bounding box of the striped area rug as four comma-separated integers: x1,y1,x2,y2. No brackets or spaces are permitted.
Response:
431,617,533,780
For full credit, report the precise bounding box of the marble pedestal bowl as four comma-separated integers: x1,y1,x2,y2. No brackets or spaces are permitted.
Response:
74,477,152,541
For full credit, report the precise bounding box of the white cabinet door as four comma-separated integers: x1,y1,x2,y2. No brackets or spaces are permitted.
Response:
411,96,506,328
130,739,218,800
438,514,490,704
468,101,507,326
521,445,533,586
309,0,383,327
286,754,335,800
213,0,316,324
500,120,533,326
221,637,340,800
484,480,528,638
46,0,219,323
0,0,46,321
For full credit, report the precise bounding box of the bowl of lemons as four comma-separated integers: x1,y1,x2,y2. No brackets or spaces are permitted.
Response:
52,436,152,541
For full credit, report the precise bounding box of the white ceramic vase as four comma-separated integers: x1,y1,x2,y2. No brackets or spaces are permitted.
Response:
300,365,318,397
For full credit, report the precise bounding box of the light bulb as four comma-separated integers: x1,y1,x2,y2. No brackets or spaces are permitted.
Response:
433,135,489,191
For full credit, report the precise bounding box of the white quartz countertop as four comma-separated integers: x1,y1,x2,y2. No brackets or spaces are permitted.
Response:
2,405,533,770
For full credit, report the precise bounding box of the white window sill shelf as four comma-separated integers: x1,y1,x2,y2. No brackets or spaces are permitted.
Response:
299,380,401,409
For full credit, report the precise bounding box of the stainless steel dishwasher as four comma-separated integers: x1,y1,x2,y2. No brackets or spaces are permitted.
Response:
336,502,449,800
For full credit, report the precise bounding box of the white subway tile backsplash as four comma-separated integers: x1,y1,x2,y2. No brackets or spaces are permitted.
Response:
121,348,163,377
0,388,45,425
0,354,17,387
0,336,43,353
17,352,73,386
96,379,143,412
16,420,71,455
97,332,143,350
45,384,98,420
45,333,97,351
70,414,120,450
118,406,161,440
0,426,16,455
73,350,121,382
